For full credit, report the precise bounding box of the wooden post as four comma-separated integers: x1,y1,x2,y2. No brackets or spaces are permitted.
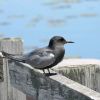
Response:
0,58,8,100
0,38,100,100
0,57,3,82
0,38,25,100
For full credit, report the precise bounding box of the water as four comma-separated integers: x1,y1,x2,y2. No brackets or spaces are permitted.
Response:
0,0,100,58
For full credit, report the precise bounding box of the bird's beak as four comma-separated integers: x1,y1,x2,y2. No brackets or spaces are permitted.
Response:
66,41,74,44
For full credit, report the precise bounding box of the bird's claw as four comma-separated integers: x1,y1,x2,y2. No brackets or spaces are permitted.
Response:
44,72,57,77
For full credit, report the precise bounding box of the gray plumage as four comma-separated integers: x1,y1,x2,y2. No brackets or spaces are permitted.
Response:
1,36,74,74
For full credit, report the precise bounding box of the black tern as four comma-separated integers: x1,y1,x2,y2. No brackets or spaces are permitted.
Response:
1,36,74,75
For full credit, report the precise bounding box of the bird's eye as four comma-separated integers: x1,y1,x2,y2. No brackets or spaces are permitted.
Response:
60,38,64,41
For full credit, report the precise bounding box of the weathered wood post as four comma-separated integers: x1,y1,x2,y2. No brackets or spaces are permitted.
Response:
0,57,3,82
0,38,24,100
0,38,100,100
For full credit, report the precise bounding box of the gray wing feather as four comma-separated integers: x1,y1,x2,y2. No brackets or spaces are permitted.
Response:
2,48,55,69
26,48,55,69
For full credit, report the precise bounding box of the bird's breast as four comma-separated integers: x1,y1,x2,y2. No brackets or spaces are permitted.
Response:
53,47,65,64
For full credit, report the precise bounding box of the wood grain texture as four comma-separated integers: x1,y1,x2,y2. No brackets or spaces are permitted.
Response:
0,57,3,82
0,38,100,100
55,64,100,93
8,61,100,100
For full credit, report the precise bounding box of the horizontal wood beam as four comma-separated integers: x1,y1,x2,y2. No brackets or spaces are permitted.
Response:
8,61,100,100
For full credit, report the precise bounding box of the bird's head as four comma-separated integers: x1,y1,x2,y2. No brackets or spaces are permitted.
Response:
48,36,74,48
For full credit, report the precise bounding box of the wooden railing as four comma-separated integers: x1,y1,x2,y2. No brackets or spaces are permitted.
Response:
0,38,100,100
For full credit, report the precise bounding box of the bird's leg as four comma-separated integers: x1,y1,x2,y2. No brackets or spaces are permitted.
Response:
43,69,46,74
47,69,51,74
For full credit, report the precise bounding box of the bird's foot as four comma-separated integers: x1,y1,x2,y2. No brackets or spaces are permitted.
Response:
44,72,57,77
43,69,57,76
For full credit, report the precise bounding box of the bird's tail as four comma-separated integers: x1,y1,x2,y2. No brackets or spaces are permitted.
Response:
0,51,25,62
0,51,34,70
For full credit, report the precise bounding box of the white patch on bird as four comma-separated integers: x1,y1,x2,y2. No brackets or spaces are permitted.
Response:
0,52,4,57
49,53,54,57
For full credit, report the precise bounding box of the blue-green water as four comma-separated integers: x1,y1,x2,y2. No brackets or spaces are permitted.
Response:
0,0,100,58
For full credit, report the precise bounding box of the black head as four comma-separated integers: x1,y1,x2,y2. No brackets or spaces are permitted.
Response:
48,36,74,48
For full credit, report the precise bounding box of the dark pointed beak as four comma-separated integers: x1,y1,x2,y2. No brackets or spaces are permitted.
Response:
66,41,74,43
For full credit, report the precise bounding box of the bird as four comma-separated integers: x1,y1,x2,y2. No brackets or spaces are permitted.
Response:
1,36,74,75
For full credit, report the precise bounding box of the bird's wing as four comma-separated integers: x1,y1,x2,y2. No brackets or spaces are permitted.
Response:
26,48,55,69
1,48,55,69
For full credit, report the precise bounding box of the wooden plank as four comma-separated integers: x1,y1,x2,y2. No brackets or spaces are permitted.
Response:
0,58,27,100
0,38,100,100
0,38,24,100
10,87,26,100
8,61,100,100
54,63,100,93
0,38,23,55
0,57,3,82
0,59,9,100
